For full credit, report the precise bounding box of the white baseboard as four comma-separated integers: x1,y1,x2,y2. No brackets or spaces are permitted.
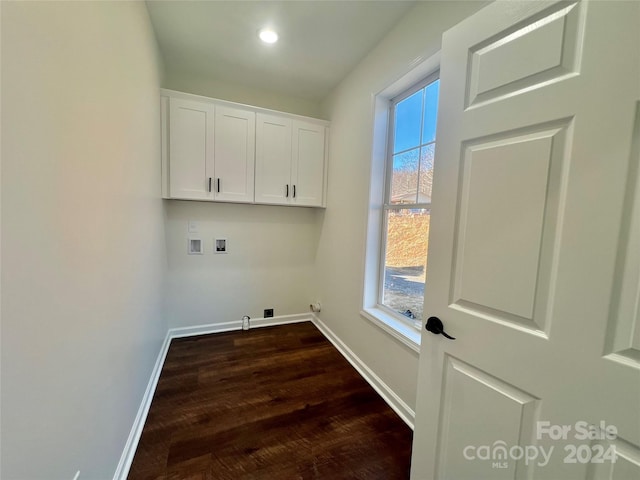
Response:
112,330,172,480
114,312,413,479
311,314,415,429
168,320,240,339
250,313,312,329
169,313,312,339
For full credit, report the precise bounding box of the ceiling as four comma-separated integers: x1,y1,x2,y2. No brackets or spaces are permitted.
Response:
145,0,417,102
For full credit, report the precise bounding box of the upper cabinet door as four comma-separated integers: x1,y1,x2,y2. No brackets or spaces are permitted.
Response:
214,105,255,203
255,113,293,205
168,98,214,200
291,120,326,207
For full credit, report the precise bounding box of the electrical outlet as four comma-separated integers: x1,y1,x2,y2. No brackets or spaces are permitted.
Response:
264,308,274,318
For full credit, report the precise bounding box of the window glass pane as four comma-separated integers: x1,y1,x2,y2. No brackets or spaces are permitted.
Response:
393,89,423,153
382,208,431,321
390,148,419,204
419,144,435,202
422,79,439,144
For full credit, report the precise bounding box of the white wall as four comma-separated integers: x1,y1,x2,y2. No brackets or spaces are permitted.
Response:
161,70,325,331
163,69,324,119
165,201,320,328
316,1,487,412
1,2,166,478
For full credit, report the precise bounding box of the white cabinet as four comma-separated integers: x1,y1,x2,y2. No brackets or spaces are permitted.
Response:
255,114,292,204
213,105,255,203
168,97,214,201
162,90,328,207
164,98,255,203
292,120,326,207
255,114,327,207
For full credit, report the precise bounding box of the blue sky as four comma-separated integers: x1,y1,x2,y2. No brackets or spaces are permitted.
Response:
394,79,440,154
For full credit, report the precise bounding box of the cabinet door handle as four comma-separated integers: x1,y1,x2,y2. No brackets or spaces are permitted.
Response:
208,177,212,193
286,184,289,198
293,185,296,198
217,178,221,193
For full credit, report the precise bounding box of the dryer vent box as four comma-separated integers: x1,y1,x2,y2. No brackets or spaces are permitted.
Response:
215,238,227,254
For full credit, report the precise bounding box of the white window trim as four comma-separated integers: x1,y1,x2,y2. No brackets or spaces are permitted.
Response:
361,51,441,352
361,307,421,352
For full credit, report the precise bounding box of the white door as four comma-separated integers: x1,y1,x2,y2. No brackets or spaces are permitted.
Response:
255,113,292,205
292,120,326,207
213,105,255,203
168,98,214,200
411,2,640,479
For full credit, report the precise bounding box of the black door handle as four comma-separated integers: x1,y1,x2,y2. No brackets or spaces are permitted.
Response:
426,317,455,340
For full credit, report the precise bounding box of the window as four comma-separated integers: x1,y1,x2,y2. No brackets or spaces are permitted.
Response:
379,73,440,326
361,54,440,350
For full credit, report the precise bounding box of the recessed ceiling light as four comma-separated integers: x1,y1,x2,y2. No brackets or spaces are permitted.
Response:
259,29,278,44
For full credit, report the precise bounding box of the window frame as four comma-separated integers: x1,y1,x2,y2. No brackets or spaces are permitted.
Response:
360,51,441,353
377,71,439,327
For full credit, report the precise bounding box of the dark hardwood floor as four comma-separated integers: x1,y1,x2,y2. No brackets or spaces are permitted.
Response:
128,322,413,479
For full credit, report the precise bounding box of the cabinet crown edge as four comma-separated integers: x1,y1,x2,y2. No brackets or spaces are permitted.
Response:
160,88,330,126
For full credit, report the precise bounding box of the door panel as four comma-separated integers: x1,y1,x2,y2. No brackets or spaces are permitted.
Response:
292,120,326,207
452,122,570,334
412,1,640,479
168,98,214,200
436,356,539,480
467,2,585,108
587,438,640,480
605,102,640,364
214,105,255,203
255,113,292,205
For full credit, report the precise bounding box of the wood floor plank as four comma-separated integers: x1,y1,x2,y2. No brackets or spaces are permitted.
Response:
128,322,412,479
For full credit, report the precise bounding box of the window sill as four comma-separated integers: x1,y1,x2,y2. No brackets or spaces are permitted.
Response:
360,307,421,353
